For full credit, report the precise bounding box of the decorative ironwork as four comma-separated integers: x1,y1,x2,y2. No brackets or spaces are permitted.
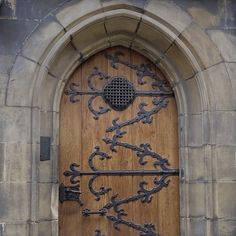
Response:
60,50,178,235
59,183,83,206
64,51,173,119
103,76,136,111
105,51,170,92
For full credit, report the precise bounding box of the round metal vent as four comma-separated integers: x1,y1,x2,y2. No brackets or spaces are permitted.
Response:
103,76,135,111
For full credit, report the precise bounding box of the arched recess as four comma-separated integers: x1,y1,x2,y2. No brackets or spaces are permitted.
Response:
5,1,224,235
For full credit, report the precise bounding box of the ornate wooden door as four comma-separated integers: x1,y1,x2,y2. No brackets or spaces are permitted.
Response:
59,47,180,236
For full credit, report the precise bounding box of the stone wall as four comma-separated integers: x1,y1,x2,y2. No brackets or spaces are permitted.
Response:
0,0,236,235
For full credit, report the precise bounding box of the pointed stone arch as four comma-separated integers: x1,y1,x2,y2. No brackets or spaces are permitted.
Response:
5,1,233,235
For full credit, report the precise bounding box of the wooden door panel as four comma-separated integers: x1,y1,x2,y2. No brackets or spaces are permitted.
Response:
59,47,180,236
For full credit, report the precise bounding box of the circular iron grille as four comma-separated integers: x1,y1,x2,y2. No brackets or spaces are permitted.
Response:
103,77,135,111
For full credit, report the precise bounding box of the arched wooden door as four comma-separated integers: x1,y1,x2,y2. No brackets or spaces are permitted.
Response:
59,47,180,236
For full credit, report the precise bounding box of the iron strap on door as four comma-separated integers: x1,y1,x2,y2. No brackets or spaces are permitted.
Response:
59,51,179,236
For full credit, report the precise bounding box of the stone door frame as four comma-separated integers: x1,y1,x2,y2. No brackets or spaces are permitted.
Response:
5,2,229,235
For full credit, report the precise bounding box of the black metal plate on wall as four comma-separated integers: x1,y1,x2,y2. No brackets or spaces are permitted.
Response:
40,136,51,161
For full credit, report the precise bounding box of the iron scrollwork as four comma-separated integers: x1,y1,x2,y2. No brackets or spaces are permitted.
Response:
64,51,173,119
60,51,178,236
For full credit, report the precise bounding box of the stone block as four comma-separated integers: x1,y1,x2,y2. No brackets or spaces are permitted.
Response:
16,0,65,20
0,19,37,55
72,21,107,53
38,220,58,236
216,182,236,218
164,42,196,80
211,111,236,146
180,23,222,69
188,218,206,236
105,15,140,35
40,74,59,112
181,77,202,113
38,221,51,236
214,146,236,181
56,0,102,29
202,63,234,111
4,223,29,236
226,63,236,110
0,73,8,106
187,147,205,181
186,113,203,147
109,34,133,48
187,6,220,29
0,54,15,75
0,183,30,221
48,43,80,78
101,0,147,10
21,16,64,63
188,183,205,217
0,107,31,142
217,220,236,236
208,30,236,62
0,143,31,182
6,56,38,107
39,183,58,220
40,111,53,137
145,0,192,33
136,21,173,53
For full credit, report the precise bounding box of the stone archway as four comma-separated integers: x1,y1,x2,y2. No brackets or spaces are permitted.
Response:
5,1,233,235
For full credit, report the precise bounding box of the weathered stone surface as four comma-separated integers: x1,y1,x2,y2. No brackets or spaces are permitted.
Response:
217,220,236,236
211,111,236,146
21,16,64,63
4,223,29,236
39,183,58,220
0,74,8,107
226,62,236,110
16,0,65,20
72,21,107,53
187,147,205,181
145,0,192,33
105,15,139,35
188,218,206,236
101,0,147,10
180,23,222,69
6,56,38,107
48,43,80,78
56,0,102,29
164,42,196,80
38,221,51,236
136,21,173,53
0,55,15,75
0,107,31,142
38,220,58,236
214,146,236,181
216,182,236,218
0,19,37,55
40,74,60,111
188,6,220,28
188,183,205,217
208,29,236,62
0,183,30,221
202,63,234,111
0,143,31,182
181,77,202,113
186,113,203,147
